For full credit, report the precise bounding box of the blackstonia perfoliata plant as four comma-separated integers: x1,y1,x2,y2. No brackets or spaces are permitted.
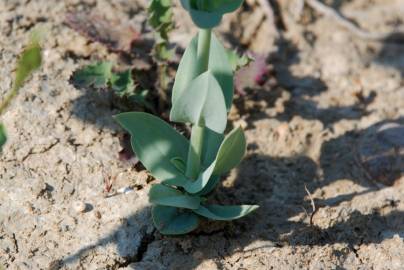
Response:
115,0,258,235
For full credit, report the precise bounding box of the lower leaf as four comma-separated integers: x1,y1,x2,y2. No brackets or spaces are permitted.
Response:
152,205,199,235
149,184,200,209
193,204,259,221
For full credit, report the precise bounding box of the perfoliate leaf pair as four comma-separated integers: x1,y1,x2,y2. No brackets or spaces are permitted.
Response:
115,112,190,187
180,0,243,28
170,71,227,134
150,185,257,235
183,127,246,194
172,33,233,111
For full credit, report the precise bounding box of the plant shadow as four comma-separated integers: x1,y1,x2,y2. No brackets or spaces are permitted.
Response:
57,118,404,269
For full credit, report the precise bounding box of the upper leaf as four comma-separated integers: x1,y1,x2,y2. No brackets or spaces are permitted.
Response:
152,205,199,235
180,0,243,28
172,33,234,111
149,184,201,209
114,112,190,186
72,62,113,88
170,71,227,133
193,204,258,220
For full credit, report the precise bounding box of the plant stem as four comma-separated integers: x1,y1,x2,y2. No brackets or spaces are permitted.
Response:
185,28,211,179
0,86,18,116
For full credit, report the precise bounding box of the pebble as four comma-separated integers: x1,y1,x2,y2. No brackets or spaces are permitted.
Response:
72,201,87,213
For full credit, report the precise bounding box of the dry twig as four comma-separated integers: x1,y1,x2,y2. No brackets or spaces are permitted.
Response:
304,184,318,226
305,0,393,41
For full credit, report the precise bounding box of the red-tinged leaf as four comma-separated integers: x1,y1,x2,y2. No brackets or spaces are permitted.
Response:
234,53,269,95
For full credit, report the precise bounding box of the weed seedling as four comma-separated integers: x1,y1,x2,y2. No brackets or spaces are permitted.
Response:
0,32,42,151
115,0,258,235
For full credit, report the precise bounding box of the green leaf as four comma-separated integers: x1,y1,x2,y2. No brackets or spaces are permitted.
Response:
72,62,113,88
210,34,234,110
172,33,234,111
193,204,258,220
212,126,246,175
170,157,186,174
170,71,227,133
201,128,224,167
183,127,246,194
13,39,42,91
148,0,173,40
226,49,253,72
180,0,243,28
149,184,200,209
172,36,199,105
114,112,190,187
152,205,199,235
110,69,135,97
0,124,6,151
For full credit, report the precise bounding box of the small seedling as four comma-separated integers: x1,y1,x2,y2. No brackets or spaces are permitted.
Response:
148,0,175,110
115,0,258,235
72,62,153,110
0,32,42,151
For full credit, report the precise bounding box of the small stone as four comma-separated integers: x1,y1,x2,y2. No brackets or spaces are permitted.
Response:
72,201,87,213
117,186,133,194
94,211,102,219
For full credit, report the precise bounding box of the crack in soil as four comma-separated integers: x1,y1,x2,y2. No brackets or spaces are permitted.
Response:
115,230,156,269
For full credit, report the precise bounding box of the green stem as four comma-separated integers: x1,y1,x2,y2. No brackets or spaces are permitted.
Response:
185,28,212,179
0,86,18,116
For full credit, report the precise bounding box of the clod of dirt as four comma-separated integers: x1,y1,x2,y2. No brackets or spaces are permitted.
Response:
358,122,404,186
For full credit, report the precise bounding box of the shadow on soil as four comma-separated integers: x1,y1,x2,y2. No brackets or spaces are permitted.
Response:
58,118,404,269
233,35,376,130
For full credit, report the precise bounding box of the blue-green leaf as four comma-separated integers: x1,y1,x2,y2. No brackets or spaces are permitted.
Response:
0,124,6,151
183,127,245,194
210,34,234,110
114,112,189,186
152,205,199,235
201,128,224,167
172,33,234,111
170,71,227,133
180,0,243,28
170,157,186,174
149,184,200,209
212,126,246,175
193,204,258,220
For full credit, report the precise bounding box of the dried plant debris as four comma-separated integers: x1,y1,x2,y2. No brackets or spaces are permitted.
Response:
65,11,140,53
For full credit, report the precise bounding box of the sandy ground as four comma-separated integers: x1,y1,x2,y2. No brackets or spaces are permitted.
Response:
1,0,404,269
